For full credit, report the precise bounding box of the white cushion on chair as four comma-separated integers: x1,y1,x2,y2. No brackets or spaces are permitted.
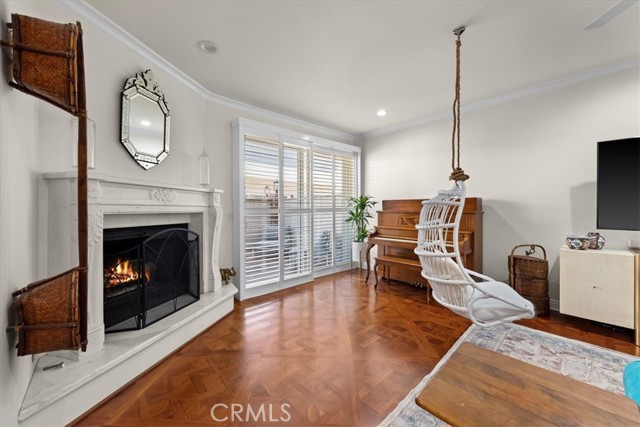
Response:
469,281,535,324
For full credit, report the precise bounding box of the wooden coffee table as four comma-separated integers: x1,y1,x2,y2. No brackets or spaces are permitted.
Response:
416,342,640,426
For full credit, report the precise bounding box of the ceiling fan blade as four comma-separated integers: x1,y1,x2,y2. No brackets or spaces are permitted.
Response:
585,0,639,30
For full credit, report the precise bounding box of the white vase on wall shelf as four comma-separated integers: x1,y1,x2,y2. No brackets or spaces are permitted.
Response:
199,149,210,186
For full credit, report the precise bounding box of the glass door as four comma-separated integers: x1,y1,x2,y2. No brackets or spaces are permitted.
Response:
312,147,356,274
234,119,360,299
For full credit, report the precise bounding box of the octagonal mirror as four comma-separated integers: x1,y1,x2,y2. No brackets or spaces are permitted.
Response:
121,69,170,169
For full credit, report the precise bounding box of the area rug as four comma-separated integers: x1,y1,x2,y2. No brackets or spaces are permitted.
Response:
379,323,638,427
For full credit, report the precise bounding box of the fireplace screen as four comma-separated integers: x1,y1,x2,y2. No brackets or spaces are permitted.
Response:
103,224,199,333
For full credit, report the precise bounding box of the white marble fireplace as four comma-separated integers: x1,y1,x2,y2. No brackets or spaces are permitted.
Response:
16,172,237,426
44,171,228,353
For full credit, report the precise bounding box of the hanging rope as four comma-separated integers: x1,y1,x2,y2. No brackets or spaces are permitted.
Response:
449,27,469,182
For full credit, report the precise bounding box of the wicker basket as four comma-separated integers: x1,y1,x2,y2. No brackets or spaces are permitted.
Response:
6,14,79,113
10,268,81,356
525,295,551,317
511,276,549,298
508,244,549,316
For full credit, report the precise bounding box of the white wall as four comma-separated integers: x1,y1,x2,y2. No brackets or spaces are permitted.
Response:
362,68,640,302
0,1,351,426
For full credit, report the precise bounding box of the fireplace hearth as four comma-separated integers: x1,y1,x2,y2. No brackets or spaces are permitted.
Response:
103,224,199,333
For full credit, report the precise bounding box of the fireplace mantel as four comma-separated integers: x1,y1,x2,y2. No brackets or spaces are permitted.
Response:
18,172,237,426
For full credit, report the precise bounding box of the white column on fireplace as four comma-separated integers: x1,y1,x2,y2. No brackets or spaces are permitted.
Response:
43,171,224,355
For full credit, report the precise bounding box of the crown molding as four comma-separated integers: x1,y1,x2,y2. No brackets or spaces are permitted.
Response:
57,0,355,143
360,56,640,140
60,0,638,144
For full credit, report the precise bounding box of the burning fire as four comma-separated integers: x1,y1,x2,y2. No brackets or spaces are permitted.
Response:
105,258,151,288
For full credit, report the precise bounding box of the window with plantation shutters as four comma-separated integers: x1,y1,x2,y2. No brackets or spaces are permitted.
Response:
333,152,356,265
234,118,360,300
282,142,312,280
243,135,281,288
313,148,356,270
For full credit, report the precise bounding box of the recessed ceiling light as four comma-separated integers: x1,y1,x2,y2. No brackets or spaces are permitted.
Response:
197,40,218,54
376,109,388,117
140,120,151,127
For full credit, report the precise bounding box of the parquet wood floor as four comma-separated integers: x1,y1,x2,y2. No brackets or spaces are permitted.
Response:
73,271,639,427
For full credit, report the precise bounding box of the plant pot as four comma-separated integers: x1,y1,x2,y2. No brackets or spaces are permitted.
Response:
352,241,367,263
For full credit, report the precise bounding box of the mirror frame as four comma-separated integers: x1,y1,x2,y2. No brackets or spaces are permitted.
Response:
120,69,170,170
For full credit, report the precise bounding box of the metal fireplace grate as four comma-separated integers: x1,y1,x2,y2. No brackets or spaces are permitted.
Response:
103,224,199,333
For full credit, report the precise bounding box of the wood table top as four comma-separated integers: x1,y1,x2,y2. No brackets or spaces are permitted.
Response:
416,342,640,426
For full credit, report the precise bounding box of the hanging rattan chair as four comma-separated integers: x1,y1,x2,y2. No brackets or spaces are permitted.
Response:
415,181,535,327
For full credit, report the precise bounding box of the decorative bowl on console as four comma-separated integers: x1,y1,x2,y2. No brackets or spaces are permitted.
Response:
587,232,606,250
565,235,590,250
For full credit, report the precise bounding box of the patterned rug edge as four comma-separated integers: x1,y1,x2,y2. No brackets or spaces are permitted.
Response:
377,323,478,427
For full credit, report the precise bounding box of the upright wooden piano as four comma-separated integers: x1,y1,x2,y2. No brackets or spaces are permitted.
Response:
365,198,483,290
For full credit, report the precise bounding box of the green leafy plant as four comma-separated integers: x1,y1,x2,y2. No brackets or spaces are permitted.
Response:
345,195,378,242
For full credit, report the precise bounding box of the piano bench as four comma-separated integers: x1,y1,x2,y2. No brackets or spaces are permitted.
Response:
373,256,430,302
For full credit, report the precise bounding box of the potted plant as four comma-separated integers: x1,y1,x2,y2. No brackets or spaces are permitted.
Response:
345,195,378,264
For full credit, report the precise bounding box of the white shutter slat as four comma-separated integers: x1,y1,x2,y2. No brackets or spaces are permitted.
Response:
244,214,280,288
334,211,353,265
283,212,312,279
313,212,334,270
244,138,279,209
334,153,356,209
313,150,333,210
283,143,311,210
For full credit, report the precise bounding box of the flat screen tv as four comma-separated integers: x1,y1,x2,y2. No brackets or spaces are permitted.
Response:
597,137,640,231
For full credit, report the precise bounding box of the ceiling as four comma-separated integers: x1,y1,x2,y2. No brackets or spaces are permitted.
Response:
86,0,640,136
